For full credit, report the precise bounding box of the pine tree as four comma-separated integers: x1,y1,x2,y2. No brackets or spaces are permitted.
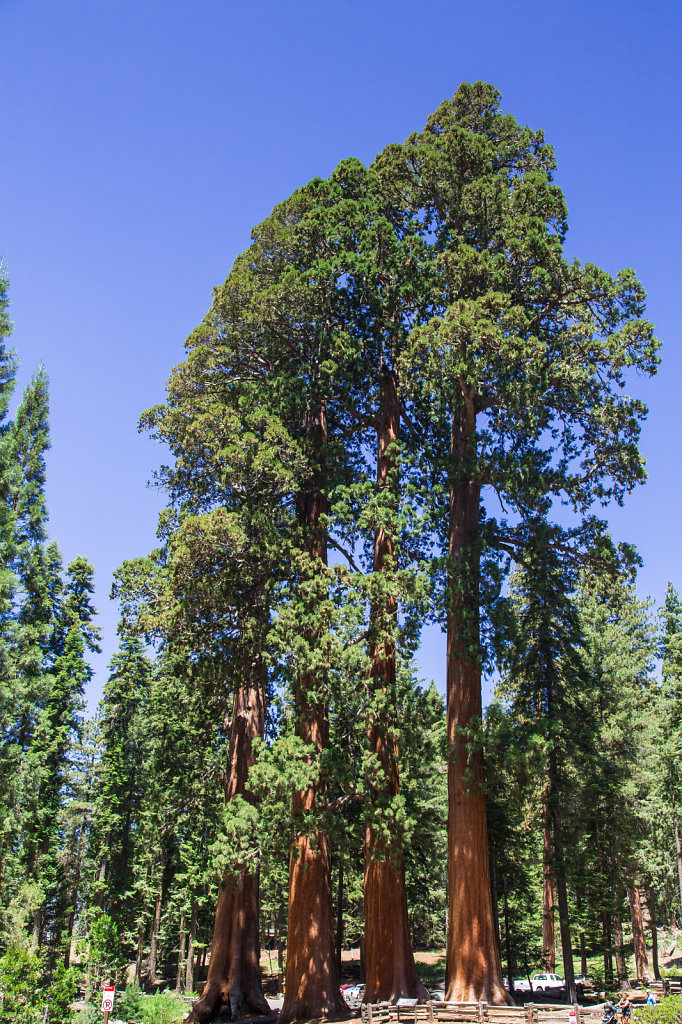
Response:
499,523,590,1002
659,583,682,916
577,562,656,986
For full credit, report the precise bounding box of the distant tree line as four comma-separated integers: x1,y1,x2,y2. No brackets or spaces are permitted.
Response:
1,83,680,1024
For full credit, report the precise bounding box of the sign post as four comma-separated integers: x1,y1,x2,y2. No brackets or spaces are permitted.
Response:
101,985,115,1024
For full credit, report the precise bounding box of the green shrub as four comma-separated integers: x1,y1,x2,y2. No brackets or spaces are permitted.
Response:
139,992,186,1024
0,946,43,1024
76,1004,100,1024
45,964,80,1024
118,979,144,1021
635,994,682,1024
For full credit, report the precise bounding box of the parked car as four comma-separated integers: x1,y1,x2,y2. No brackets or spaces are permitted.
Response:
512,978,532,993
532,973,564,992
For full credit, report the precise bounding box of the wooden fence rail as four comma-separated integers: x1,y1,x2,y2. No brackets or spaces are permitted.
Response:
361,1001,602,1024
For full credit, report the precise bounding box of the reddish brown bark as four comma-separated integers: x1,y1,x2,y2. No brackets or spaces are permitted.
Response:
192,684,270,1021
280,402,348,1024
445,409,508,1004
364,372,427,1004
627,885,650,982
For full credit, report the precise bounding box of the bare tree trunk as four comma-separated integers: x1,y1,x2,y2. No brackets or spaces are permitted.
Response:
148,881,163,985
445,414,508,1005
64,858,83,968
185,899,198,993
136,923,145,983
542,789,556,971
613,914,627,988
647,887,660,980
192,685,270,1022
550,791,576,1004
628,885,650,981
176,912,187,993
279,401,348,1024
601,911,613,987
364,371,427,1005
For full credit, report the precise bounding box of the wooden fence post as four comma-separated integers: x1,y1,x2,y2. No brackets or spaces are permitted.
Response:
573,1004,581,1024
478,1001,487,1024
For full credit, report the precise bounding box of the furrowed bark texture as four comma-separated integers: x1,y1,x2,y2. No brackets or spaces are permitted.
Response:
364,372,427,1004
191,684,270,1022
627,885,650,982
280,402,348,1024
445,411,508,1005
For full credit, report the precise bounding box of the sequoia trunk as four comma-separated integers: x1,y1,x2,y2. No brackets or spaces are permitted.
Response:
445,410,508,1004
279,401,348,1024
364,372,427,1004
191,684,270,1021
627,885,650,982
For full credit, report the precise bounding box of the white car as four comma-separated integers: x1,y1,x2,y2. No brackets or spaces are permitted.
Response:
532,973,564,992
511,978,532,993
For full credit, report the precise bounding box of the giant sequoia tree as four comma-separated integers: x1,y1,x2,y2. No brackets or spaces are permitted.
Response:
141,82,658,1018
386,82,658,1002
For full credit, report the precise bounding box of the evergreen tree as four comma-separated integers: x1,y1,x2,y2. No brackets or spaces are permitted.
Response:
385,81,658,1002
658,583,682,917
577,563,656,985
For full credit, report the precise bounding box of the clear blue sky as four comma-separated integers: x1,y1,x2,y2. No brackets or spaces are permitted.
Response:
2,0,680,707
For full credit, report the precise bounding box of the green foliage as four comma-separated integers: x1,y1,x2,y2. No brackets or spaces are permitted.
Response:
75,1005,100,1024
0,947,43,1024
138,992,186,1024
44,964,79,1024
635,995,682,1024
118,979,144,1021
87,913,125,984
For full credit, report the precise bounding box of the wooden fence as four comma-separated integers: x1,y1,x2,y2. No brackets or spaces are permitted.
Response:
361,1001,603,1024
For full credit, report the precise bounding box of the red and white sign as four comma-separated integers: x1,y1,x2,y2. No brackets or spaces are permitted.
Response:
101,987,115,1013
